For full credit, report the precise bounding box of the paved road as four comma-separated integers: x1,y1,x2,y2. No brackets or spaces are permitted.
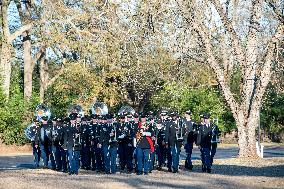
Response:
0,146,283,170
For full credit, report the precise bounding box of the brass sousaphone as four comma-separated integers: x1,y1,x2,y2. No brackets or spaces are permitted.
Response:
35,104,51,121
118,106,135,115
68,104,84,117
91,102,108,115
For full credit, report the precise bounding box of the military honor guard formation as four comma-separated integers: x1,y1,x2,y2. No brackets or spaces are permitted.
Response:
25,102,220,175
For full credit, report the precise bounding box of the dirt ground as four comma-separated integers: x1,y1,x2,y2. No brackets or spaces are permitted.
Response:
0,143,283,189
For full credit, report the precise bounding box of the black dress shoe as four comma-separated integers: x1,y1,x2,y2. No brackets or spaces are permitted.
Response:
173,170,178,173
207,168,211,173
137,172,143,175
168,168,172,172
202,165,206,172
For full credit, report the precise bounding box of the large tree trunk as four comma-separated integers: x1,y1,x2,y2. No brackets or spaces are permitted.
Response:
0,0,11,98
0,43,11,97
40,58,49,103
23,31,33,100
237,111,258,158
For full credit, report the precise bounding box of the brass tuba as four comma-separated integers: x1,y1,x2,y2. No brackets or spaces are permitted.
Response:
118,106,135,115
24,123,37,141
35,104,51,121
68,104,84,117
91,102,108,115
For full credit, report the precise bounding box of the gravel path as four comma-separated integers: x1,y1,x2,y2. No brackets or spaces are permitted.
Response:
0,146,283,189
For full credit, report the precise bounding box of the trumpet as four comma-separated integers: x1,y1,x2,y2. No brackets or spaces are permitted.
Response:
109,123,117,142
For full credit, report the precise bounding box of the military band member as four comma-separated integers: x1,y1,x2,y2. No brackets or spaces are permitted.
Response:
58,117,69,172
90,114,103,172
81,116,92,170
155,119,166,171
31,117,41,167
62,113,81,175
136,114,154,175
183,110,196,170
108,114,119,174
165,112,185,173
50,117,62,171
117,114,129,172
39,116,56,169
209,117,221,167
196,113,215,173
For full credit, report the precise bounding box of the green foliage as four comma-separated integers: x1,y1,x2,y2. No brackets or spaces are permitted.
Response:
150,82,236,132
261,85,284,141
0,65,39,145
45,62,122,116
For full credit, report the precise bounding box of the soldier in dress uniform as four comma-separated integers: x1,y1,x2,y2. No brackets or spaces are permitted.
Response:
155,119,166,171
31,117,41,167
183,110,196,170
50,117,63,171
165,112,185,173
97,115,112,174
124,113,136,173
63,113,81,175
81,115,92,170
108,114,119,174
136,114,155,175
196,113,215,173
91,114,103,172
117,114,128,172
39,116,56,169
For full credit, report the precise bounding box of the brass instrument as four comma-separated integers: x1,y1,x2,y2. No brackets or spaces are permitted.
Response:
91,102,108,115
118,106,135,115
35,104,51,121
109,123,117,143
211,118,220,143
68,104,84,117
24,123,37,141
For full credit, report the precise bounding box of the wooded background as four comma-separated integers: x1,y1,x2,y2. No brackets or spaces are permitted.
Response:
0,0,283,158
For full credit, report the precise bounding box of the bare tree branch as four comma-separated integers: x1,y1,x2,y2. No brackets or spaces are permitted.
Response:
8,23,33,43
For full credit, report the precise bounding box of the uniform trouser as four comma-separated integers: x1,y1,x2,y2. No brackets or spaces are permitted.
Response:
68,150,80,174
118,143,133,171
156,145,166,167
185,142,194,167
200,147,211,169
102,145,110,173
150,152,155,171
170,144,181,171
40,143,55,168
60,148,68,172
166,147,172,169
52,144,62,170
32,143,40,167
109,146,118,173
136,148,151,174
81,145,91,169
211,143,217,166
92,146,103,171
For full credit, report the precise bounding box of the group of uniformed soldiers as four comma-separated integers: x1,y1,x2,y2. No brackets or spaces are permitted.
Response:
29,110,220,175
